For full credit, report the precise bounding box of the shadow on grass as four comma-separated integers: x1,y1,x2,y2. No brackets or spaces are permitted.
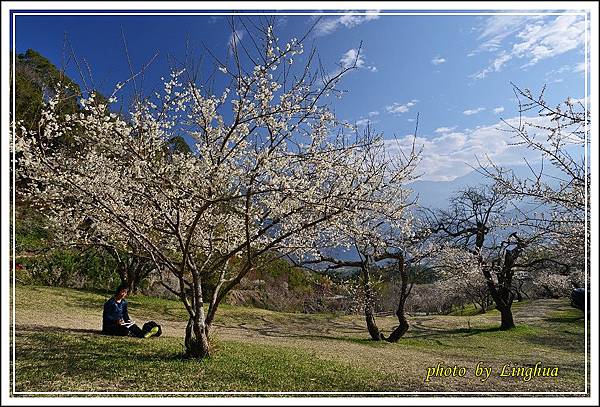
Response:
544,315,584,323
14,330,196,392
17,325,101,335
16,328,186,364
445,326,503,336
406,320,502,339
15,326,392,393
521,332,585,353
16,325,190,359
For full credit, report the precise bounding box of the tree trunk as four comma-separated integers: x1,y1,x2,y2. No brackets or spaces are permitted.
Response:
386,306,409,342
364,306,383,340
515,288,523,302
127,278,136,294
117,267,137,294
498,306,515,330
184,317,211,358
386,257,409,343
183,266,211,359
361,265,383,341
126,258,138,294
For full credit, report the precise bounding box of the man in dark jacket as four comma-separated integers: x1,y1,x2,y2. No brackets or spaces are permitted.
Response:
102,284,158,338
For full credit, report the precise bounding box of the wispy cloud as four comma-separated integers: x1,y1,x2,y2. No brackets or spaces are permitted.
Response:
472,52,511,80
546,62,587,82
386,100,418,115
228,29,244,50
463,107,485,116
471,15,585,80
355,118,372,127
574,61,586,73
493,106,505,114
276,16,289,28
354,110,381,128
338,48,378,73
386,115,551,181
474,15,544,53
314,10,380,36
340,48,362,69
431,56,446,65
513,16,585,67
434,126,456,133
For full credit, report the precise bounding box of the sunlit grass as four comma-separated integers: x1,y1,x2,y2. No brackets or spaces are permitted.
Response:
13,285,587,394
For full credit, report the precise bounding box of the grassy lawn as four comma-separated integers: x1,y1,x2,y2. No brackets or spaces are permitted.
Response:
12,285,587,394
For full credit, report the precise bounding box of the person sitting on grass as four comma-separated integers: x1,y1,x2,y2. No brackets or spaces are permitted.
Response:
102,284,159,339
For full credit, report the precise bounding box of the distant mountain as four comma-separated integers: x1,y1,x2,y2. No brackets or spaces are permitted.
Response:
314,164,564,264
408,164,563,209
408,169,490,209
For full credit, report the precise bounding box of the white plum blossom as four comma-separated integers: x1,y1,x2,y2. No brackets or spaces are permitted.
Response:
16,24,390,359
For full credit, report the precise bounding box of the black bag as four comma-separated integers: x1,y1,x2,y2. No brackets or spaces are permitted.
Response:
142,320,163,337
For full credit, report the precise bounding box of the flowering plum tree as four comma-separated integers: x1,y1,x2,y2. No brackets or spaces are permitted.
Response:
16,23,390,358
479,84,589,295
433,246,492,313
299,126,425,341
429,185,530,329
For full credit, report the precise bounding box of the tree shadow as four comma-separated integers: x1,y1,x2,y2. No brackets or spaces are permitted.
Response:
17,324,101,335
521,333,585,352
544,315,584,323
16,326,186,365
444,326,503,336
407,324,502,339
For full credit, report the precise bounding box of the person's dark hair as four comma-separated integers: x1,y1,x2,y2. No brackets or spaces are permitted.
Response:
115,284,129,295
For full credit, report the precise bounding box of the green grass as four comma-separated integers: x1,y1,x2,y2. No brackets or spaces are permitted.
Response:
12,285,587,394
15,331,386,392
546,308,586,323
448,304,486,316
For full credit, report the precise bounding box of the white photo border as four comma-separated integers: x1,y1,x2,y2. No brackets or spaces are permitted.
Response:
1,1,598,405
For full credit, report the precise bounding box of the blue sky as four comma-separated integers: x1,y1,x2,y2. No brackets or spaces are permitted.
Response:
14,11,588,181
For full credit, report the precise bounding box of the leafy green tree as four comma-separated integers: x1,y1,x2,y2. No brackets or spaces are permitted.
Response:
13,49,81,131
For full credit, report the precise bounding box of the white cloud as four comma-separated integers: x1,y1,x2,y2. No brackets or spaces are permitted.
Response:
434,126,456,133
386,115,551,181
463,107,486,116
339,48,377,72
228,29,244,49
476,15,544,53
545,62,587,82
314,10,380,36
512,16,585,66
355,118,371,126
547,64,577,76
573,61,586,73
368,111,380,117
276,16,289,28
472,52,511,80
472,15,585,79
340,48,364,69
386,99,418,115
493,106,505,114
431,56,446,65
